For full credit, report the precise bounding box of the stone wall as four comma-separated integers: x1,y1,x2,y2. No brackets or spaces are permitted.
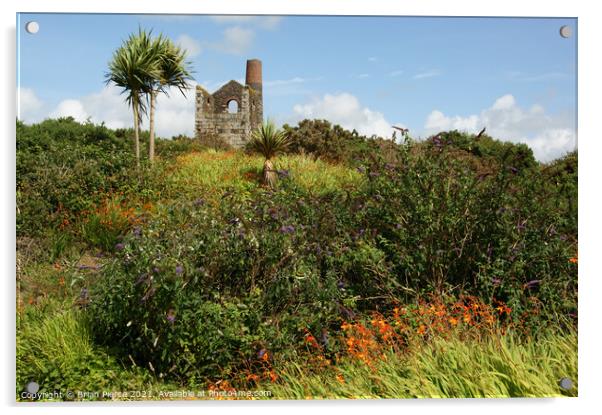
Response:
195,60,263,148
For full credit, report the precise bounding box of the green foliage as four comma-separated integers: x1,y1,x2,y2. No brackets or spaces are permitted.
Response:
429,130,537,171
17,116,577,397
265,329,577,398
355,142,577,324
247,120,290,160
16,303,153,399
17,118,135,235
282,119,399,165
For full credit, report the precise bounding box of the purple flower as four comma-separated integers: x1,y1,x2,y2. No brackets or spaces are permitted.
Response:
279,225,295,234
269,208,279,220
257,348,267,359
141,286,156,302
491,278,502,286
115,243,125,251
77,264,99,270
356,166,366,174
133,227,142,237
395,223,402,230
153,267,160,274
337,280,346,289
525,279,541,289
194,198,205,207
517,220,527,231
175,265,184,275
166,309,176,324
509,166,519,174
135,273,149,285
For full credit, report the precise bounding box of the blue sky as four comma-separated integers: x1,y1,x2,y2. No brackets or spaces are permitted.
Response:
17,13,577,161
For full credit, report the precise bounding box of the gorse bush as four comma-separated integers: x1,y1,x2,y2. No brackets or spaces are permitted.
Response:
282,119,399,165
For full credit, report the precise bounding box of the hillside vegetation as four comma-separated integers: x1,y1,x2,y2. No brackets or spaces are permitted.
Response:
16,117,577,400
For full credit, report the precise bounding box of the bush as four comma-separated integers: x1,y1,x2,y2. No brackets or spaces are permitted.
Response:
17,118,135,235
16,303,151,399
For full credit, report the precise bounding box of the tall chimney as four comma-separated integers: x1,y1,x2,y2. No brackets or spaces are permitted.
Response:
245,59,262,95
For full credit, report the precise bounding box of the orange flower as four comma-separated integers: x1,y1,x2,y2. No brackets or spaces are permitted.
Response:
448,317,459,326
417,324,427,335
569,256,578,264
246,373,260,382
336,373,345,384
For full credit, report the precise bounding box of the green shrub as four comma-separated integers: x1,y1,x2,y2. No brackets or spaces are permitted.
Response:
16,304,152,400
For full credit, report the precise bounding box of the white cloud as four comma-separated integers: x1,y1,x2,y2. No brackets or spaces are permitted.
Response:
423,94,576,162
148,87,195,137
389,70,404,77
17,87,45,123
292,93,394,138
413,70,441,80
22,85,196,138
213,26,255,55
49,99,89,122
176,34,202,57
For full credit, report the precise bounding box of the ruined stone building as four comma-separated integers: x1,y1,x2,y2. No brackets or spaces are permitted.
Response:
194,59,263,148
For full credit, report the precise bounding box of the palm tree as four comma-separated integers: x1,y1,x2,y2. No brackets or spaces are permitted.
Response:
248,121,290,188
147,36,193,163
105,29,160,167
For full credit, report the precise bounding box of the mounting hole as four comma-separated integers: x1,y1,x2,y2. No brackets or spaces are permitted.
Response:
559,377,573,390
559,25,572,38
25,21,39,34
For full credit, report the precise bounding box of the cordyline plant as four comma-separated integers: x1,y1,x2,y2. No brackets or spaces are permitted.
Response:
105,28,161,167
249,120,290,188
147,35,193,163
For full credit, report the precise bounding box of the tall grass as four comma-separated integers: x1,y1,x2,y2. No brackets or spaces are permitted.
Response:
264,330,577,399
168,149,364,199
16,303,156,400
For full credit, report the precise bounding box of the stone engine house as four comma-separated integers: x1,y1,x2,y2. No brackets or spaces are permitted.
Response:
195,59,263,148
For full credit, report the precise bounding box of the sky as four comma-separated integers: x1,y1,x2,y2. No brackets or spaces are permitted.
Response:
16,13,577,161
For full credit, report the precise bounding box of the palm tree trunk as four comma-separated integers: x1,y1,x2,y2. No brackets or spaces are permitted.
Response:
149,89,156,164
132,97,140,168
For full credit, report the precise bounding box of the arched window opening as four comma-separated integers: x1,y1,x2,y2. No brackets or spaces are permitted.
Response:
227,100,239,113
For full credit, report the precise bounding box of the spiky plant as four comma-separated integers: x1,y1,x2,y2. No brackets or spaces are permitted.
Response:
105,28,161,167
249,121,290,187
147,36,193,163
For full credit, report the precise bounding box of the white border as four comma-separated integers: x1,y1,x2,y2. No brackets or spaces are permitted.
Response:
3,1,601,415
